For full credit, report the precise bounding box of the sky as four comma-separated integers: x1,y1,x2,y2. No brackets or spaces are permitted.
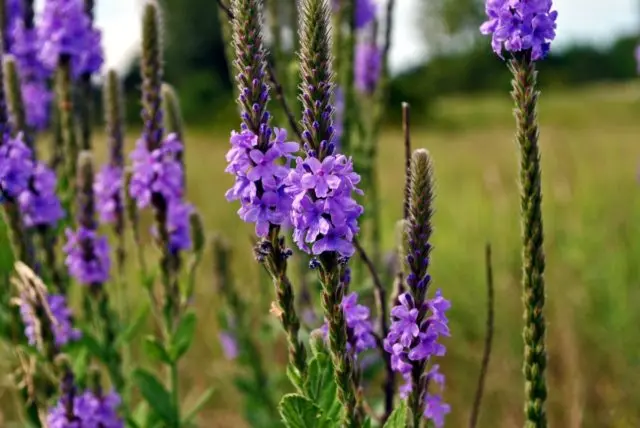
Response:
93,0,640,73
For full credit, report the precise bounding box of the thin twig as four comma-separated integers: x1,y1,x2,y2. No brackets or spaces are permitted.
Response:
353,237,394,422
216,0,303,141
469,243,495,428
402,102,411,220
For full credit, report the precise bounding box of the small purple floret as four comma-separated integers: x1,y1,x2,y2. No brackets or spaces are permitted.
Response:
94,165,123,224
47,390,124,428
63,227,111,285
19,293,80,348
0,133,34,201
18,162,64,228
355,41,382,94
318,292,376,357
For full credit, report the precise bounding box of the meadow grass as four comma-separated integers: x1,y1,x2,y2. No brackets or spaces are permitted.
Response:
2,82,640,427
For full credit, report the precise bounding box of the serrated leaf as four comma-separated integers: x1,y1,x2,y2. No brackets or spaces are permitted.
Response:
383,401,408,428
142,336,171,364
115,304,150,347
286,364,303,390
279,394,324,428
304,353,341,421
170,312,197,361
182,387,215,424
132,369,177,424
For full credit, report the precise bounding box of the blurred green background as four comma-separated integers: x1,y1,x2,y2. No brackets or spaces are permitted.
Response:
2,0,640,426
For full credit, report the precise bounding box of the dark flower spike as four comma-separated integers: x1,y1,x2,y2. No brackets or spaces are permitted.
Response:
141,0,163,152
3,55,27,140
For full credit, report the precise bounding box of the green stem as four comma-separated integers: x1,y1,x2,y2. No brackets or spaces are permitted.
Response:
509,53,547,428
318,254,360,428
171,360,180,426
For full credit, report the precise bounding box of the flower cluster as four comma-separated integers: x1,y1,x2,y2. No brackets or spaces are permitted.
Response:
130,133,193,252
0,134,33,202
63,227,111,285
39,0,104,76
3,0,24,51
480,0,558,61
355,41,382,94
94,165,123,224
225,128,299,237
356,0,376,29
286,153,363,258
19,293,80,348
18,162,64,228
384,291,451,426
47,390,123,428
319,291,376,357
130,134,184,208
11,21,53,129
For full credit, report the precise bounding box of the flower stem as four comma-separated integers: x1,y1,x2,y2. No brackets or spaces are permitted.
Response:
509,53,547,428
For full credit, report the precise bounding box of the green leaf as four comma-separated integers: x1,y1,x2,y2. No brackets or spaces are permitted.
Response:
170,312,197,361
279,394,324,428
383,401,408,428
182,387,215,424
142,335,171,364
286,364,303,391
115,304,150,347
304,353,341,421
132,369,177,425
78,330,105,362
71,347,89,382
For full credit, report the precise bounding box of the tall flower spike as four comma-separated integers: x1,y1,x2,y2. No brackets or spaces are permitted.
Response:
295,0,362,425
225,0,307,385
161,83,185,176
384,150,450,428
141,0,163,151
4,55,27,140
509,53,548,427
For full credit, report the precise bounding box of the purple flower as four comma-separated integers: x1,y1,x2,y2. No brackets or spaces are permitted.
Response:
318,292,376,356
11,21,53,129
480,0,558,61
163,200,193,253
286,154,363,258
356,0,376,29
384,290,450,424
225,128,299,236
63,227,111,285
39,0,104,77
219,331,239,360
0,133,33,201
47,390,123,428
94,165,123,224
18,162,64,228
129,133,184,209
635,44,640,74
3,0,23,51
19,293,80,348
333,86,344,147
355,41,382,94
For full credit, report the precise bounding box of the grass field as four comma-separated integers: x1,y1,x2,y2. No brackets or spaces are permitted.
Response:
3,81,640,427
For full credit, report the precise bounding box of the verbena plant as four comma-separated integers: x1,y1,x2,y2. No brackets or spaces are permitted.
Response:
0,0,557,427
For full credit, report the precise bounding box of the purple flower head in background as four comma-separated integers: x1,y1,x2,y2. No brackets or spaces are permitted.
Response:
219,331,239,360
39,0,104,77
47,390,124,428
18,162,64,228
318,292,376,356
355,41,382,94
152,200,193,253
225,127,299,237
333,86,345,147
11,21,53,129
286,154,363,258
129,133,184,209
19,293,80,348
480,0,558,61
3,0,24,51
63,227,111,285
94,165,123,224
635,44,640,74
330,0,376,29
0,133,34,202
384,290,451,426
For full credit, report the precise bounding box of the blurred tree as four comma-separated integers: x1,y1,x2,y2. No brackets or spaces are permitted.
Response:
418,0,484,54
